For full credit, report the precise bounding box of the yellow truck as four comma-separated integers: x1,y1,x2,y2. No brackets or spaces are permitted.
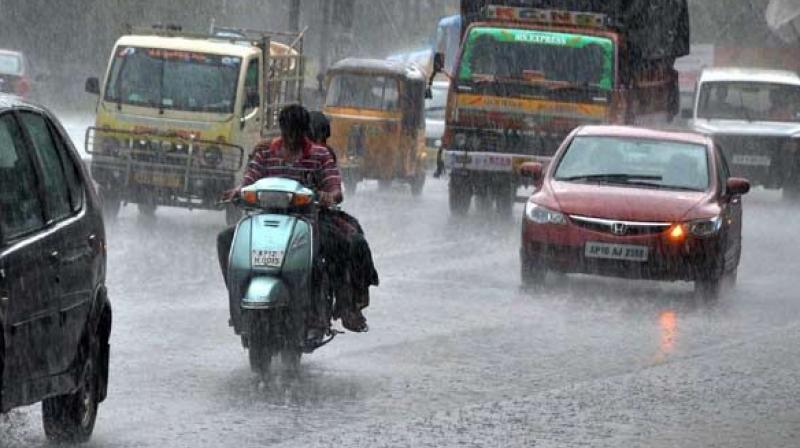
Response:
84,26,304,223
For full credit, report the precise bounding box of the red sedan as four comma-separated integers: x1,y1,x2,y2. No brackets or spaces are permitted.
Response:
520,126,751,297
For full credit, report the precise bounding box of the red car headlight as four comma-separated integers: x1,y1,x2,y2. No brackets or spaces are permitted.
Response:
525,202,566,225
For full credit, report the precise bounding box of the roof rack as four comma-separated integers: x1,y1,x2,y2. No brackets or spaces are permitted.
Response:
124,24,307,51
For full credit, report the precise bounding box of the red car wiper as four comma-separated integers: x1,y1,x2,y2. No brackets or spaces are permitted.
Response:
558,174,663,182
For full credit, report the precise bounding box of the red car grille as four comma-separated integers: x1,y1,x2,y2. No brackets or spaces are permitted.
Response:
569,215,671,237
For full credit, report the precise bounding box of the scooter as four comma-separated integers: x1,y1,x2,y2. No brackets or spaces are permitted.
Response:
226,177,335,374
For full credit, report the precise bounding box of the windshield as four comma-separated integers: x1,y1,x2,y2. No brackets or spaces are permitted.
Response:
0,53,22,75
105,46,241,113
698,81,800,122
555,136,710,191
458,27,614,91
326,74,400,111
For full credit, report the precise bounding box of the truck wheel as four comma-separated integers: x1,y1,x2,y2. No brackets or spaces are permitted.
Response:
449,176,472,216
410,171,426,197
248,319,272,376
493,182,514,216
42,336,100,443
137,203,157,218
100,188,121,220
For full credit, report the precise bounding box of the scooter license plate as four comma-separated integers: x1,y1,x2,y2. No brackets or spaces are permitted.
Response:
252,250,285,268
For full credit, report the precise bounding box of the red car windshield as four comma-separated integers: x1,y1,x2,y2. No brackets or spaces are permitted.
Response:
555,136,710,192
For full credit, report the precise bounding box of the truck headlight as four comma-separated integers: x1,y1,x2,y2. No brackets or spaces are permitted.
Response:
688,216,722,237
525,202,566,225
203,146,223,167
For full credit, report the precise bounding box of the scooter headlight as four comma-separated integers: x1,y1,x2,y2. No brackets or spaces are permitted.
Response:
525,202,566,225
256,191,294,209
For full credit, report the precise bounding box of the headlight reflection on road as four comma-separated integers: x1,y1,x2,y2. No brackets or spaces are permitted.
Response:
654,310,678,364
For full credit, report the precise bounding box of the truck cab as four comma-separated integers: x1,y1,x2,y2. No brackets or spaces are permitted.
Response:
438,4,682,215
688,67,800,200
85,27,304,222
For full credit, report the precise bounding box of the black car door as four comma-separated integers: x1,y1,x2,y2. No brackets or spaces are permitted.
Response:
0,111,63,392
17,110,92,375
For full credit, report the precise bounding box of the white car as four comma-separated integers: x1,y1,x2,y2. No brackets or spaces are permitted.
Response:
686,67,800,200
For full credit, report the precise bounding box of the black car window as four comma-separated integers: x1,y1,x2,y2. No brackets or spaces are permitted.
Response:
48,119,84,212
0,113,45,241
18,112,71,222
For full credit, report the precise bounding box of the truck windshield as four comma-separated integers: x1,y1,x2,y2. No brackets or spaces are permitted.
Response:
458,27,614,92
326,74,400,111
105,46,241,114
698,81,800,123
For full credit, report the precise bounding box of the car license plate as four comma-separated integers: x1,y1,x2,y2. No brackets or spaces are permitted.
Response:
252,250,284,268
732,154,771,167
585,242,649,262
133,172,183,189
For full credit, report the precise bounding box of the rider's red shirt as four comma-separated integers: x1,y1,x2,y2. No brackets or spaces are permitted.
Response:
241,137,342,194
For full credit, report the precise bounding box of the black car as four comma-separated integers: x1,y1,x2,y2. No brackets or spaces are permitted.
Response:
0,95,111,443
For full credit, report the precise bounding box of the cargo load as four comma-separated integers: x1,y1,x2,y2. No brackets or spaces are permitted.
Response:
460,0,690,61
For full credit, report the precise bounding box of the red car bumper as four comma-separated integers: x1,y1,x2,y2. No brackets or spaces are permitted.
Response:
521,218,724,282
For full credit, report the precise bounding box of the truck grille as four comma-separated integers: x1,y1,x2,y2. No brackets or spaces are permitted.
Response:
452,128,566,157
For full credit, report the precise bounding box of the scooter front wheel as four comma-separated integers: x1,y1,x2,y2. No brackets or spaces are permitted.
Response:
248,319,272,375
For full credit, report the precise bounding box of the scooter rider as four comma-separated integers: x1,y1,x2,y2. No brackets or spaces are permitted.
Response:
217,105,375,334
308,110,379,328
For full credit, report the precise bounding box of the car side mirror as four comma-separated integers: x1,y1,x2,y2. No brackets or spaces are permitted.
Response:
681,108,693,119
85,77,100,95
520,162,544,188
726,177,750,196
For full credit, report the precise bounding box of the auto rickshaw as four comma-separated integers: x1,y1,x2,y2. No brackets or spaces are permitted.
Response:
323,58,428,195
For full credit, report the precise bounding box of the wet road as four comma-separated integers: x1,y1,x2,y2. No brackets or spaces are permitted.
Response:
3,124,800,446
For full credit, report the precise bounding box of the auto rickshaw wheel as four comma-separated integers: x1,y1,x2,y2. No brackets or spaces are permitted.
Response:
99,188,121,220
410,171,426,197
